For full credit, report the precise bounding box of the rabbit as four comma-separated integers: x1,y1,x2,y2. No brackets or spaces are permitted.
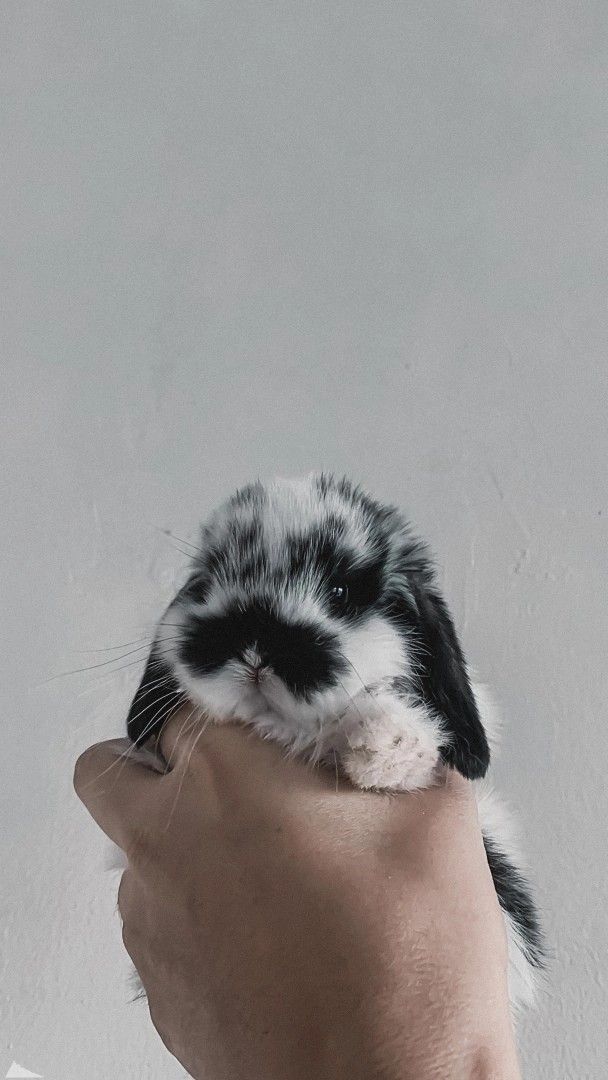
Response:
125,471,545,1010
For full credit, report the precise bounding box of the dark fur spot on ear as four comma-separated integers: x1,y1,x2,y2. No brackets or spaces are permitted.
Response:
126,645,183,746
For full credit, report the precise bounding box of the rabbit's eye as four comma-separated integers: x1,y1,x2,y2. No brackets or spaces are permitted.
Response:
329,583,348,603
328,582,350,615
327,563,384,617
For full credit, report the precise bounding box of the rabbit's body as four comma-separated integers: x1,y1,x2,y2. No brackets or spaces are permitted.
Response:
127,473,544,1009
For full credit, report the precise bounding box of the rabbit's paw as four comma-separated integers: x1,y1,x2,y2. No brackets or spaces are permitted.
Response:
338,689,444,792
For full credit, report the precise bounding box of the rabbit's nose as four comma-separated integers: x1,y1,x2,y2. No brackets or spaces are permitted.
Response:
241,645,271,679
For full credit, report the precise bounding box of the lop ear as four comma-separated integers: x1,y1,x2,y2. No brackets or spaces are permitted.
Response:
408,581,490,779
126,642,183,746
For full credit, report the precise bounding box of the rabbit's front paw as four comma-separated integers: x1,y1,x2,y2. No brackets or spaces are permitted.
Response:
338,689,444,792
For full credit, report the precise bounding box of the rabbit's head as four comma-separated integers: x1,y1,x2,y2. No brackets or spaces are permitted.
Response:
127,473,489,779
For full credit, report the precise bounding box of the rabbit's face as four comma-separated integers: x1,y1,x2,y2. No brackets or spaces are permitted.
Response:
157,475,414,738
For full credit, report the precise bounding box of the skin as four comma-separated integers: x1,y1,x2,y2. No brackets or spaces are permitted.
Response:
73,705,522,1080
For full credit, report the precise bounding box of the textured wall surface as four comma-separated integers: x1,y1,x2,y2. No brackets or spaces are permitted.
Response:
1,3,607,1077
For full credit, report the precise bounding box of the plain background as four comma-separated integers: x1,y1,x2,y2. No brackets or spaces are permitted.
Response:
1,2,606,1077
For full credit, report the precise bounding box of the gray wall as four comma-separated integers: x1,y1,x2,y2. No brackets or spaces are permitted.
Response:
2,3,606,1077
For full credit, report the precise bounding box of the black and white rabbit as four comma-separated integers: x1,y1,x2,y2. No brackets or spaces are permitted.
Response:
126,472,545,1009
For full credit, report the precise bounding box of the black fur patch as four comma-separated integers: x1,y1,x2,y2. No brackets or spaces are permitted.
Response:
386,582,490,780
179,601,348,700
285,528,343,579
484,837,546,968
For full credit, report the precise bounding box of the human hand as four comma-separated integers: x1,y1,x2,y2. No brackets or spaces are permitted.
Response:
74,706,521,1080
